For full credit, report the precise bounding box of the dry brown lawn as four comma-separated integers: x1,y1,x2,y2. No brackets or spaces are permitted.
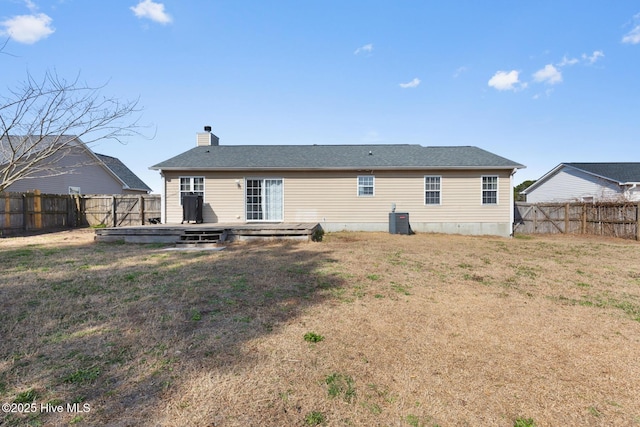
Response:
1,229,639,427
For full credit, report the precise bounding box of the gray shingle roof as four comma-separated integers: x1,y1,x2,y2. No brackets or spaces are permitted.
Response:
0,135,80,163
566,163,640,184
151,144,524,170
95,153,152,192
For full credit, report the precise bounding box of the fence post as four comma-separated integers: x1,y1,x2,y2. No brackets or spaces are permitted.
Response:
4,193,10,229
564,203,569,234
72,195,80,227
581,204,587,234
33,189,42,229
22,193,28,231
139,195,144,225
637,202,640,241
112,195,117,227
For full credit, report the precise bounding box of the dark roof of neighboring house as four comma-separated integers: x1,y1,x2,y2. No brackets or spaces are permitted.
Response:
0,135,81,163
95,153,152,192
564,163,640,184
522,162,640,195
151,144,524,171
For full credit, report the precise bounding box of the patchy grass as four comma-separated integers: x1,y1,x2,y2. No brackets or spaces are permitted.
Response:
325,372,356,402
1,229,640,426
303,332,324,343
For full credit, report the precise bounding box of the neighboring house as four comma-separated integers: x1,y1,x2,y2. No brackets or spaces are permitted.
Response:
1,135,152,195
151,128,525,237
522,163,640,203
93,153,153,194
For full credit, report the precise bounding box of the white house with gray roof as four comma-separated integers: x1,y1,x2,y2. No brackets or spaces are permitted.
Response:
523,163,640,203
150,127,525,237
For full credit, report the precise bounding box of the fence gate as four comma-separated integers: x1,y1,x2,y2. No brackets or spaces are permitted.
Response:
514,202,640,240
82,195,161,227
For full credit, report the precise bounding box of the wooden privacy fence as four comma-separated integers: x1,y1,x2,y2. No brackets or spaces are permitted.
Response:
514,202,640,240
81,194,161,228
0,191,161,236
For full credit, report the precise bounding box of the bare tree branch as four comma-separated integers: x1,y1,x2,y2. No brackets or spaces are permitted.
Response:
0,69,144,193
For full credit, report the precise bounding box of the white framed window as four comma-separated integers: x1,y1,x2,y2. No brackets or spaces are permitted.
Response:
68,186,81,195
246,178,283,221
179,176,204,204
424,176,441,205
357,175,374,197
482,176,498,205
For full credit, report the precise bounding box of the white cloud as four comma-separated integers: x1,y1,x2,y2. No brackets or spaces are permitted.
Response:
533,88,554,100
622,13,640,44
399,78,421,89
582,50,604,64
533,64,562,85
487,70,524,91
354,43,373,55
622,26,640,44
131,0,172,24
0,12,54,44
24,0,38,12
557,55,579,67
453,66,468,78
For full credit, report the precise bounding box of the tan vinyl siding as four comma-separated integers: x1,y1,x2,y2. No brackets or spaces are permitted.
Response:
164,172,245,224
162,169,513,225
283,170,511,224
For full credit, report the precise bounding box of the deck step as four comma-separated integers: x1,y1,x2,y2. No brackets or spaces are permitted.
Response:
176,229,228,246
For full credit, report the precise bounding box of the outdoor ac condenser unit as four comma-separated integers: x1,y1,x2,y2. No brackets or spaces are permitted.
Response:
389,212,410,235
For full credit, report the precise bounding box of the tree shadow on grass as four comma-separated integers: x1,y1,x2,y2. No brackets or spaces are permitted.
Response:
0,237,345,426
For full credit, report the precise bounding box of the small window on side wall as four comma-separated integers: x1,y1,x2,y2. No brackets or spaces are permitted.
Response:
424,176,441,205
357,176,374,197
482,176,498,205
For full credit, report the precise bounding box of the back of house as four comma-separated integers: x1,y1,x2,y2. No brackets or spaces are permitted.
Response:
150,127,525,237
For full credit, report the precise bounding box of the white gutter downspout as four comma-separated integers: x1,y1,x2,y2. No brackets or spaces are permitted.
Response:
510,168,517,237
160,171,166,224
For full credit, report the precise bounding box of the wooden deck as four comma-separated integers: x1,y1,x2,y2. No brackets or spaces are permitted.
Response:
94,222,322,244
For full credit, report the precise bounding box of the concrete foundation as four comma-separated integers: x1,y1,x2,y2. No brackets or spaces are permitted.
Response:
321,222,513,238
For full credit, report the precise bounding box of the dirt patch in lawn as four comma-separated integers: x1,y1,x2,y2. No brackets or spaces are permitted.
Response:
1,229,639,426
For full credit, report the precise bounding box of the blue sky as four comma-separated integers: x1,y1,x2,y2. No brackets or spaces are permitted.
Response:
2,1,640,194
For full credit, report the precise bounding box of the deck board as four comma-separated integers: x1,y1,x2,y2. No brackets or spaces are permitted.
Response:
94,222,322,243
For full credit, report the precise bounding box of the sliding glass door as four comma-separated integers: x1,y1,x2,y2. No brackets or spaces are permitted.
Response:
245,178,283,221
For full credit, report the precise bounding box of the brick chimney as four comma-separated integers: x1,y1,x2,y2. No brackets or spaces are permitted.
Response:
197,125,219,146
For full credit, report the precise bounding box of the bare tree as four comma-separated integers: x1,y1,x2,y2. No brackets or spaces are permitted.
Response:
0,70,143,193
